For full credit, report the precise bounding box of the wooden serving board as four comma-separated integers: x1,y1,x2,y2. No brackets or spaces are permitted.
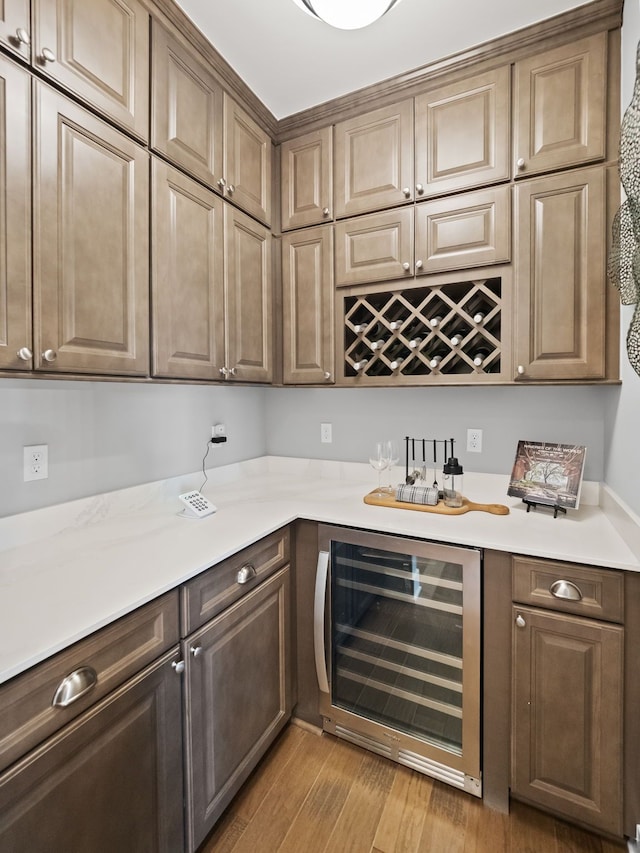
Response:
363,490,510,516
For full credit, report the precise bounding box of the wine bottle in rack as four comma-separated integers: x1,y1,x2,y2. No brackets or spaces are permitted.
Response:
353,323,368,334
408,337,422,349
370,339,386,351
353,358,369,372
449,328,468,347
389,318,405,331
429,315,443,328
472,349,490,367
472,311,485,325
389,357,404,370
428,349,448,369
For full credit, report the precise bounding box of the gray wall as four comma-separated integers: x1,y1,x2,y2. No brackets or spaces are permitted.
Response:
603,0,640,518
0,379,267,517
265,385,613,482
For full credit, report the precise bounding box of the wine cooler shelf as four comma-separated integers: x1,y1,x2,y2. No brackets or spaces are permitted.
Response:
343,276,504,380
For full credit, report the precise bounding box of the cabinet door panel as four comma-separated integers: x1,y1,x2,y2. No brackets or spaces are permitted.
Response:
335,99,414,217
281,127,333,230
514,167,605,380
415,66,510,197
33,0,149,140
151,21,223,188
0,55,31,370
34,84,149,376
152,159,225,380
335,208,413,287
184,567,291,851
415,185,511,275
0,649,184,853
512,606,623,835
225,205,272,382
282,225,334,384
223,93,272,225
514,33,606,177
0,0,30,60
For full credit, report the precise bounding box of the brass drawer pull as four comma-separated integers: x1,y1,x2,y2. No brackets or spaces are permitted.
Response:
237,564,257,585
550,579,583,601
52,666,98,708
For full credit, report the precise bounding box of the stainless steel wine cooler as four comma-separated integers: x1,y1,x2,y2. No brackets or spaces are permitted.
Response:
315,525,481,795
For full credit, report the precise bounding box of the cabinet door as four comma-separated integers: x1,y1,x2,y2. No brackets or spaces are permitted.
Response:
415,66,510,198
224,204,272,382
282,225,334,384
335,207,414,287
514,167,605,380
514,33,606,178
0,55,31,371
0,0,30,60
183,566,291,852
281,127,333,230
512,606,623,836
415,185,511,275
32,0,149,140
151,20,224,189
334,99,414,218
0,649,184,853
152,159,225,380
223,93,272,225
33,84,149,376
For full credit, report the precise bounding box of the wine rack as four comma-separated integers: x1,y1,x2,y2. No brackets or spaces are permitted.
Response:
343,275,506,382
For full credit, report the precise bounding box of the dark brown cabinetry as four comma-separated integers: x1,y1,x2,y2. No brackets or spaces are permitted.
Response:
0,593,184,852
181,528,292,851
282,225,335,384
34,84,149,376
0,54,31,371
511,557,624,836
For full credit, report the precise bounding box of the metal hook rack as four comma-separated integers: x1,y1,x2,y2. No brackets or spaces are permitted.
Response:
404,436,455,488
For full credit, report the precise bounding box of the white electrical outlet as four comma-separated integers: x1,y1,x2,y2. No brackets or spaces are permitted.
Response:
212,423,226,438
321,423,332,443
24,444,48,481
467,429,483,453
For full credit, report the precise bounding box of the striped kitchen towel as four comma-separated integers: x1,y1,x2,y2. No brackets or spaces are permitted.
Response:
395,483,439,505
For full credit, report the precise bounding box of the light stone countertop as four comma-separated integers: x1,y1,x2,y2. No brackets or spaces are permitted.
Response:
1,455,638,686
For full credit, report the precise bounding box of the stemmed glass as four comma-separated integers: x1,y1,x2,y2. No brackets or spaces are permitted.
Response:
369,442,389,497
384,440,400,494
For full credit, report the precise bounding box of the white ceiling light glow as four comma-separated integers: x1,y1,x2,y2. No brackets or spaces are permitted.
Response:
291,0,403,30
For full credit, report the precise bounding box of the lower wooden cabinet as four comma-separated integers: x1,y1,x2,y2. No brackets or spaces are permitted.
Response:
511,605,623,836
182,565,292,851
0,648,185,852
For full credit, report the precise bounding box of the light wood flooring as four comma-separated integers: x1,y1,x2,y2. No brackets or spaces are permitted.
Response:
199,723,628,853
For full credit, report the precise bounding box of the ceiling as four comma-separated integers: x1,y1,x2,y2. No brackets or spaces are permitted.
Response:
173,0,587,120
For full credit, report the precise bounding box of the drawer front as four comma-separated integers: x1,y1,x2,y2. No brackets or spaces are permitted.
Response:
0,591,179,774
181,527,290,634
512,556,624,623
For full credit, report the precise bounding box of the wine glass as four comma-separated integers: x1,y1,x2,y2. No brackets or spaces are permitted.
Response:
369,442,389,497
384,440,400,493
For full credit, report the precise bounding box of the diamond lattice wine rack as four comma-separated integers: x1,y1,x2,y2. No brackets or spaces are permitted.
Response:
343,275,508,384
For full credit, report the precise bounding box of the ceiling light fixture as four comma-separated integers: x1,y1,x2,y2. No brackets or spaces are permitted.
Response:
291,0,403,31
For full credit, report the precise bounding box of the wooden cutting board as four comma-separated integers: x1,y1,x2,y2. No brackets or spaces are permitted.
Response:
363,490,510,515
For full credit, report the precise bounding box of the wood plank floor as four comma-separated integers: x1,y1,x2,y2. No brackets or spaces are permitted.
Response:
198,724,629,853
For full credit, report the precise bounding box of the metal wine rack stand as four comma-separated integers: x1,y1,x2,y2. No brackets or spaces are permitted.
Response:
343,275,503,381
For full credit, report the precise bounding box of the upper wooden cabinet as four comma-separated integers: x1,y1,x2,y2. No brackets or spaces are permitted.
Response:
151,21,224,190
224,205,272,382
33,83,149,376
32,0,149,140
281,127,333,230
151,159,225,381
281,225,334,384
0,0,30,60
0,55,31,372
334,99,414,218
513,33,607,178
514,166,606,381
415,66,510,198
223,93,272,226
335,208,414,287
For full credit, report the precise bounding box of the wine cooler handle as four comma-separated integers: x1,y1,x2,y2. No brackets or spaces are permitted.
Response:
314,550,330,695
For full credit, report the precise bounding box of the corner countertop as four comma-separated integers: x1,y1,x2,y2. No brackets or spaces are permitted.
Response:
1,455,638,686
